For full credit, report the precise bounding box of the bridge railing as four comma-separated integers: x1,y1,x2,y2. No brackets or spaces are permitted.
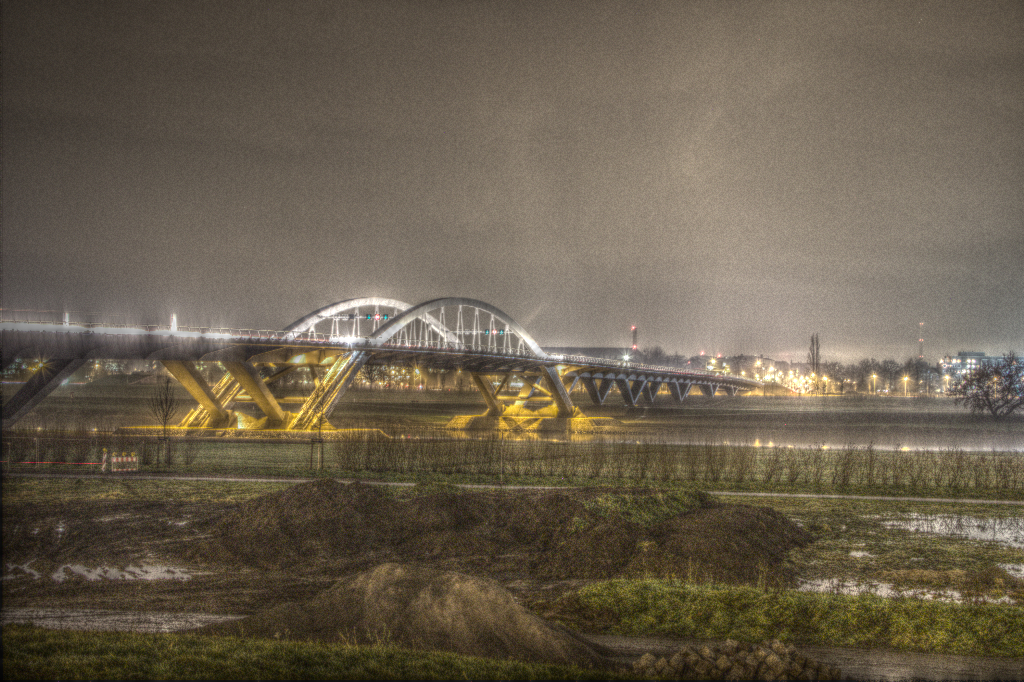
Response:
550,353,750,382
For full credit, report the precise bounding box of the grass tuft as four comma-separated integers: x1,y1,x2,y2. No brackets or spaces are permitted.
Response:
1,626,630,680
557,579,1024,658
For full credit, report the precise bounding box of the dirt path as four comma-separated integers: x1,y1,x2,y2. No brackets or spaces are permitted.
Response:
708,490,1024,506
7,472,1024,505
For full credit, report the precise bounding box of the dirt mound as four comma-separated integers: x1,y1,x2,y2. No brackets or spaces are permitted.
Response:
197,479,400,567
202,562,613,669
644,504,812,585
196,480,811,587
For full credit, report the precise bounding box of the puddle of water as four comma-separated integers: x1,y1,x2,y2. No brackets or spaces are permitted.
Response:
998,563,1024,579
879,514,1024,549
50,563,194,583
1,608,242,633
3,561,41,581
797,578,1014,605
96,514,132,523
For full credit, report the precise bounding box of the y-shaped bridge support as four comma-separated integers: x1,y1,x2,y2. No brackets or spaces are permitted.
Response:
178,371,241,428
222,361,288,426
168,353,369,432
469,366,578,418
163,361,234,428
290,351,368,430
168,361,300,429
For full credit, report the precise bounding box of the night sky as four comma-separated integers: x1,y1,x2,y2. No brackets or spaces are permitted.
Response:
3,0,1022,363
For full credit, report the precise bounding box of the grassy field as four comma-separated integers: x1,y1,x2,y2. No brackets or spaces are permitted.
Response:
1,625,628,681
0,475,296,505
552,579,1024,658
6,434,1023,502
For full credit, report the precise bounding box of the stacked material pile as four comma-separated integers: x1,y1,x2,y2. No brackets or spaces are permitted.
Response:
632,639,841,681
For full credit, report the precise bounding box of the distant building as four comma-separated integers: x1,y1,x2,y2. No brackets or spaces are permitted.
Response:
940,351,1003,377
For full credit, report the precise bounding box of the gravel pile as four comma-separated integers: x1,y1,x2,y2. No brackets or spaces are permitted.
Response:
632,638,841,681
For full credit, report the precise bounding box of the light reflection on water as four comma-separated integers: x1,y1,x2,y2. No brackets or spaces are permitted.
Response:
440,431,1023,453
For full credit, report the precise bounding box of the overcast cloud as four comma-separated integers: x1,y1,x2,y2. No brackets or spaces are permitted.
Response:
2,0,1022,363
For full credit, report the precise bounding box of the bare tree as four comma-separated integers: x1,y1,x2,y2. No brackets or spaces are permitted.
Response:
149,374,182,466
950,352,1024,419
807,333,821,394
822,360,844,394
642,346,667,365
359,363,387,388
880,359,902,393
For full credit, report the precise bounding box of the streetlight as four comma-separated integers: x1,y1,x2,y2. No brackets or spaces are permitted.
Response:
871,374,877,395
903,376,908,397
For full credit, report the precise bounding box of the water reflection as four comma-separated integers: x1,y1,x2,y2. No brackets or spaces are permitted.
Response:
880,514,1024,549
1,608,241,632
796,578,1014,604
50,563,195,582
999,563,1024,578
389,430,1023,453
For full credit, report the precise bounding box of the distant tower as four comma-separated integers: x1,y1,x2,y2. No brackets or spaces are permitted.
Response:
631,325,638,351
918,322,924,360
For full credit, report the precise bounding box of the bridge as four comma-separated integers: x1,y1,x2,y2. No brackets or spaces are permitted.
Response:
1,298,760,432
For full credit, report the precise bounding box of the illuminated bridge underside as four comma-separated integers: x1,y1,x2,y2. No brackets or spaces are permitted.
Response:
1,297,759,430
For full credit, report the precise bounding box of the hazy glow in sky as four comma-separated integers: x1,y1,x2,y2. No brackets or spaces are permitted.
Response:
2,0,1021,363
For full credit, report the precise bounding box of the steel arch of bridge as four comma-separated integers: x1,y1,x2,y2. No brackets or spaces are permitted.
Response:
285,298,414,337
369,298,546,358
0,297,760,431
